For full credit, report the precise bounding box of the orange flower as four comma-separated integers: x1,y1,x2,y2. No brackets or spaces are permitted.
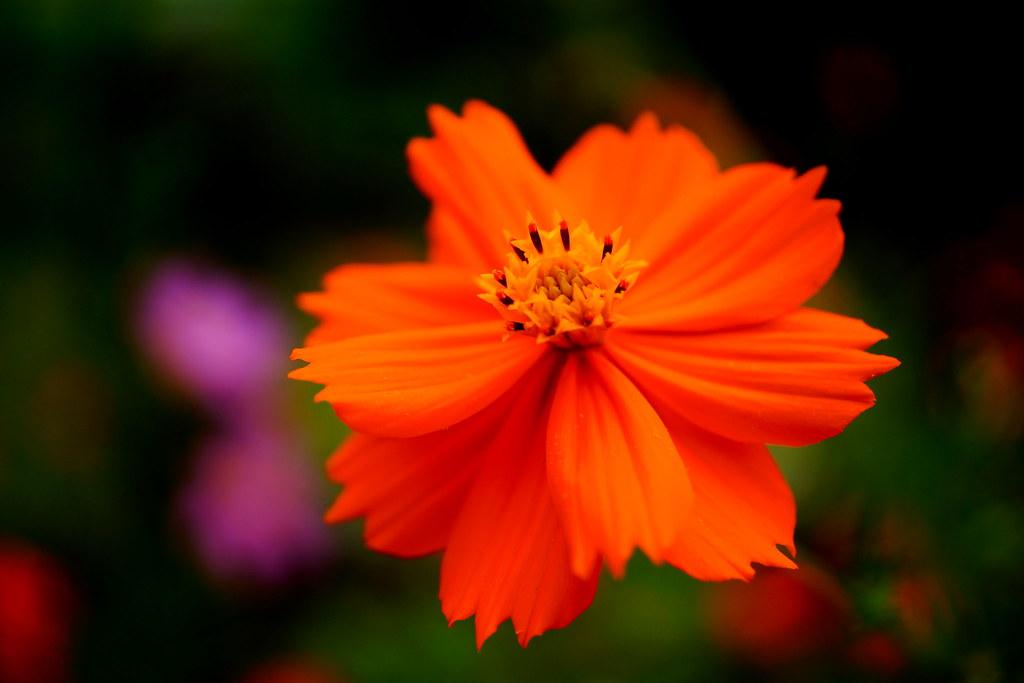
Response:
291,101,898,647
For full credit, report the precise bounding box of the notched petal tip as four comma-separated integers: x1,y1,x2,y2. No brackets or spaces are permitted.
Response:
856,321,891,347
441,609,499,652
817,197,843,216
801,165,829,192
462,98,502,119
515,623,552,648
405,135,430,160
295,291,318,311
776,542,798,563
734,554,800,584
605,557,628,580
757,551,800,576
872,354,902,376
287,366,316,384
630,110,661,133
323,497,347,524
475,627,493,651
426,102,458,130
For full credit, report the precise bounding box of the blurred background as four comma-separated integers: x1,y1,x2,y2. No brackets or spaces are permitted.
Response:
1,3,1021,682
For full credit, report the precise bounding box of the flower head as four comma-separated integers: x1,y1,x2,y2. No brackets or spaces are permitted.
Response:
482,218,645,346
291,101,899,647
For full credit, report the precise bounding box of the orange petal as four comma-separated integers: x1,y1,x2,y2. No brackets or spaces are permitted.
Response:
324,415,493,557
425,208,491,272
324,367,544,557
661,412,797,581
440,356,600,648
546,350,694,577
605,308,900,446
408,101,577,270
290,322,547,438
553,112,719,239
620,165,844,331
298,262,491,345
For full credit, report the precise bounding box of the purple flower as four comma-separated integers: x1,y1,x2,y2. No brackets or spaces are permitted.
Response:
136,261,289,409
138,259,334,584
178,428,330,585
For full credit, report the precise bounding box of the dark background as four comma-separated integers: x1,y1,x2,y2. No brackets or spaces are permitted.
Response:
2,3,1021,682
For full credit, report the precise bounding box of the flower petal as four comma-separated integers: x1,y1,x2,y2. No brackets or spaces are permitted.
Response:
408,101,577,270
553,112,719,239
324,407,499,557
326,356,562,558
546,350,694,577
620,165,844,331
425,207,491,272
661,412,797,581
298,262,491,345
605,308,900,446
291,322,547,438
440,357,600,648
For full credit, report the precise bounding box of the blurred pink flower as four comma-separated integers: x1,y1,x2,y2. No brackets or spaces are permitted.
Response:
0,540,76,683
136,260,290,410
177,428,330,585
137,259,335,585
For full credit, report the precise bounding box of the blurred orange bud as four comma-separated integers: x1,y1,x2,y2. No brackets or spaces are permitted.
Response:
706,566,850,667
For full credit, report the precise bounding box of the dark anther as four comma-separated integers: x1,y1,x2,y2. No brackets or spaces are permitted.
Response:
602,235,613,260
492,269,507,287
559,220,571,250
528,223,543,253
498,291,515,306
511,241,529,263
506,321,526,332
615,280,628,294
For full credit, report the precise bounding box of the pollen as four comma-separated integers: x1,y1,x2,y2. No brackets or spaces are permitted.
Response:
480,213,646,347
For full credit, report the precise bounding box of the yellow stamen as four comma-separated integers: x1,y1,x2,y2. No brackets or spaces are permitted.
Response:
479,214,646,348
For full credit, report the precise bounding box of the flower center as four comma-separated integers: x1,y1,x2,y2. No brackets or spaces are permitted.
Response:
480,215,646,348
